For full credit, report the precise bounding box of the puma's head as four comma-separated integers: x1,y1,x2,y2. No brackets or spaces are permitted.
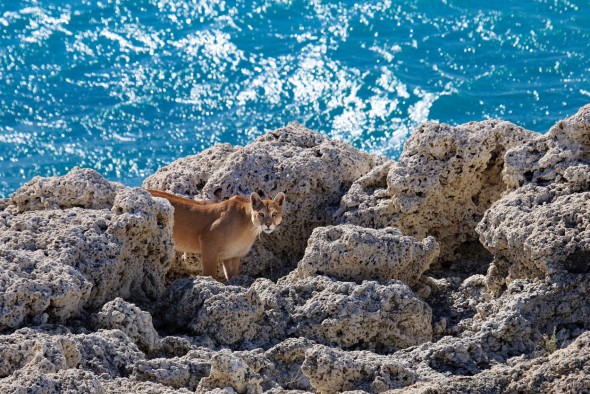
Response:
250,192,285,234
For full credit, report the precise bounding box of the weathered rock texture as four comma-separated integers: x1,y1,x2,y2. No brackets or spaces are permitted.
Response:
289,224,440,285
478,104,590,290
0,168,175,329
337,120,534,261
144,122,379,277
2,107,590,393
155,275,432,353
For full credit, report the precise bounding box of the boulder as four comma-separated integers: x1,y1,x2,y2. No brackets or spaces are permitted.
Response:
0,169,175,329
477,105,590,289
337,120,533,261
94,297,160,353
289,224,439,285
155,275,432,352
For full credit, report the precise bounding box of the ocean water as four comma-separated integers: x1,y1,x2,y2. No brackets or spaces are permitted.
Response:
1,0,589,197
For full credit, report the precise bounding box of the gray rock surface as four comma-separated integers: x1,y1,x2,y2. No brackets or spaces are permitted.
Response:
10,167,124,212
94,297,160,353
289,224,439,285
144,122,379,277
0,169,175,329
155,275,432,353
477,104,590,290
337,120,533,262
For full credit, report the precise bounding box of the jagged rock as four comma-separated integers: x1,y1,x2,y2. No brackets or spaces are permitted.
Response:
0,170,175,329
0,326,144,380
0,369,103,394
281,276,432,352
143,143,238,198
156,276,432,352
289,224,439,285
94,298,160,353
337,120,533,261
302,345,417,393
133,349,212,390
502,104,590,190
395,330,590,393
144,122,378,276
10,168,124,212
477,105,590,289
196,350,265,394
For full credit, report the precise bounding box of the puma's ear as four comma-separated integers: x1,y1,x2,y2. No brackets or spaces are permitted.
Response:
274,192,285,207
250,192,262,207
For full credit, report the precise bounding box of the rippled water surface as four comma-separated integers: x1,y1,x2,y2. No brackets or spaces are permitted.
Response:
1,0,589,197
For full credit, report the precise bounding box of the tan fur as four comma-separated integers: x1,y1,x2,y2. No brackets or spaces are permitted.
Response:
147,189,285,281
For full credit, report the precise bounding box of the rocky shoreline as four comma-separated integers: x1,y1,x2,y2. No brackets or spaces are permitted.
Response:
1,104,589,393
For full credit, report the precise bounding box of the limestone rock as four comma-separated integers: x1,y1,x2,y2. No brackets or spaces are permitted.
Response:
282,276,432,352
133,350,212,391
302,345,417,394
338,120,533,261
94,297,160,353
156,275,432,352
289,224,439,285
0,170,175,329
143,143,238,198
0,326,145,380
196,350,265,394
477,105,590,287
10,168,123,212
144,122,378,276
502,103,590,190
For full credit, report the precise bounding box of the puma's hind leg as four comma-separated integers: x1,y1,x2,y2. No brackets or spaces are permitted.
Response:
222,257,241,281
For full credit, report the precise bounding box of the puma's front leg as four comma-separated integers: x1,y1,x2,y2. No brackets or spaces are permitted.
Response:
222,257,241,281
201,247,220,281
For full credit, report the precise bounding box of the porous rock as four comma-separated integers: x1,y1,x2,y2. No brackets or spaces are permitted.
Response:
302,345,417,394
393,330,590,393
156,275,432,352
196,350,265,394
289,224,439,285
337,120,533,261
477,105,590,288
0,170,175,329
10,167,124,212
144,122,378,276
94,297,160,353
0,326,144,380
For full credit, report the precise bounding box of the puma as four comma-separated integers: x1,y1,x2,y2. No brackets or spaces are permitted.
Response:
147,189,285,281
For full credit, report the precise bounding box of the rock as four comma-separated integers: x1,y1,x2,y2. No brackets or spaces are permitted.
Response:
196,350,265,394
477,105,590,288
337,120,533,262
0,326,145,380
144,122,378,276
133,349,212,391
502,103,590,190
143,143,238,198
156,275,432,353
10,168,124,212
302,345,417,393
0,170,175,329
394,330,590,393
94,298,160,353
289,224,439,285
281,276,432,352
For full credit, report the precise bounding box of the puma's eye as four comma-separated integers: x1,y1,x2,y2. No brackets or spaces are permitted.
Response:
258,212,265,218
272,212,277,217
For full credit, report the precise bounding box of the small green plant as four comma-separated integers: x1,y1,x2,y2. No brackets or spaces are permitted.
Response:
543,327,558,354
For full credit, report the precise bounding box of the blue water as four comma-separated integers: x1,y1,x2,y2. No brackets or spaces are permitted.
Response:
1,0,589,197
